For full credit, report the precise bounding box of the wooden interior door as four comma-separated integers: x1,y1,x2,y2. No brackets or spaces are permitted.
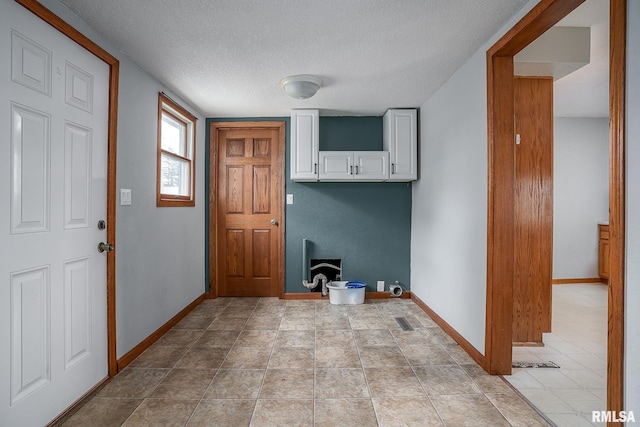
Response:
512,77,554,345
213,123,284,297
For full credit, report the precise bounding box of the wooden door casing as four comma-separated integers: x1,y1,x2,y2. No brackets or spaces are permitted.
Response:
210,123,284,297
512,77,554,345
486,2,626,418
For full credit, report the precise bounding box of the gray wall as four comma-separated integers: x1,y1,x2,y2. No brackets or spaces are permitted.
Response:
411,0,538,354
206,116,412,293
113,61,205,358
40,0,206,358
626,0,640,415
553,117,609,279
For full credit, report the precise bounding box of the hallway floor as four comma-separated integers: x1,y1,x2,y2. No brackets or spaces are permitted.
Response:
504,283,608,426
63,297,549,426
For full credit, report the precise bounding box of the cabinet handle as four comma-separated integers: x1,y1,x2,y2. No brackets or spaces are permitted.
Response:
392,163,396,174
355,165,359,174
314,163,318,174
350,165,353,175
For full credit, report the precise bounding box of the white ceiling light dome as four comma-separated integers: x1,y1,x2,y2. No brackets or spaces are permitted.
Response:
280,74,323,99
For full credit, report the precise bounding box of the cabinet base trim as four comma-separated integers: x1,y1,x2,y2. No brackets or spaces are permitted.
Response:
552,278,606,284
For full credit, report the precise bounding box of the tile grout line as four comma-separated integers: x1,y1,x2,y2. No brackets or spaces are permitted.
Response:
121,299,230,426
351,304,371,417
402,306,449,426
313,299,318,426
241,297,276,426
364,302,383,425
397,301,449,427
180,299,232,427
503,284,607,425
67,298,553,426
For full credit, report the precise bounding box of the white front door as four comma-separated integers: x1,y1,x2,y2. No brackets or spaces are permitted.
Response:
0,2,110,426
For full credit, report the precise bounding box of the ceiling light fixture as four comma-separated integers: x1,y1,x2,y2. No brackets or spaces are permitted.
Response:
280,74,323,99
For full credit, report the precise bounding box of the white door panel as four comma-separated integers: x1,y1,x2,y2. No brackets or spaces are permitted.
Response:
10,103,51,234
9,266,51,406
1,2,110,425
64,121,93,230
63,257,92,370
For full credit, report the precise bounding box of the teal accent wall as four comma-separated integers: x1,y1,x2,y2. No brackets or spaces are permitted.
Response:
205,116,412,293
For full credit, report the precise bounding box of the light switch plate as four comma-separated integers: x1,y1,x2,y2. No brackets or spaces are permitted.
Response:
377,280,385,292
120,188,132,206
286,194,294,205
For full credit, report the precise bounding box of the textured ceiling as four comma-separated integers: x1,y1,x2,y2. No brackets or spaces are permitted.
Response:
57,0,607,118
58,0,530,117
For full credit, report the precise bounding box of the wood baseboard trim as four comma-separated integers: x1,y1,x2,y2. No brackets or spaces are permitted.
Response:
552,278,605,284
283,292,324,300
366,291,412,299
116,293,206,371
513,341,545,347
411,293,486,370
48,376,110,427
283,291,412,300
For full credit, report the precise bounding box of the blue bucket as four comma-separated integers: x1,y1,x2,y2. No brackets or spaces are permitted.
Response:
346,281,366,289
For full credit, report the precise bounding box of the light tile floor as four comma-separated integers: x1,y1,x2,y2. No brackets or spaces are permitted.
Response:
63,298,549,426
504,284,607,427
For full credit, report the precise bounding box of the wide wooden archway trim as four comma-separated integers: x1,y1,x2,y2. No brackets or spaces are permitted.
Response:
485,0,626,423
16,0,120,377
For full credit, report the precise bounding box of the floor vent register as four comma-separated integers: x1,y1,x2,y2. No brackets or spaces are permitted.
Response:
395,317,414,331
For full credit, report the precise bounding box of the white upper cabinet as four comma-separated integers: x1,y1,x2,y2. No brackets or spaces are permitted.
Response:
319,151,389,182
319,151,352,181
355,151,390,181
290,109,417,182
383,109,418,181
290,109,319,181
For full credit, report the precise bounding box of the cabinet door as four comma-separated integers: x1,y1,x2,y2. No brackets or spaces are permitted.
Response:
599,238,610,279
291,109,319,181
354,151,389,181
319,151,353,181
383,109,417,181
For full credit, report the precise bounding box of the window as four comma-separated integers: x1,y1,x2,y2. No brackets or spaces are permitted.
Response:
157,93,196,206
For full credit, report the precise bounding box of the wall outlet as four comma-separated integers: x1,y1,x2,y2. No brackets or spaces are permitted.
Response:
377,280,385,292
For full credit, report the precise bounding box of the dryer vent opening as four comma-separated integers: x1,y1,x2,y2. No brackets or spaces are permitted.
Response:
308,259,341,293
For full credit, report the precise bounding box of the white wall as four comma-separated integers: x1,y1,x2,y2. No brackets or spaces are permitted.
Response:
411,1,538,353
625,0,640,417
41,0,206,358
412,50,489,352
553,118,609,279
